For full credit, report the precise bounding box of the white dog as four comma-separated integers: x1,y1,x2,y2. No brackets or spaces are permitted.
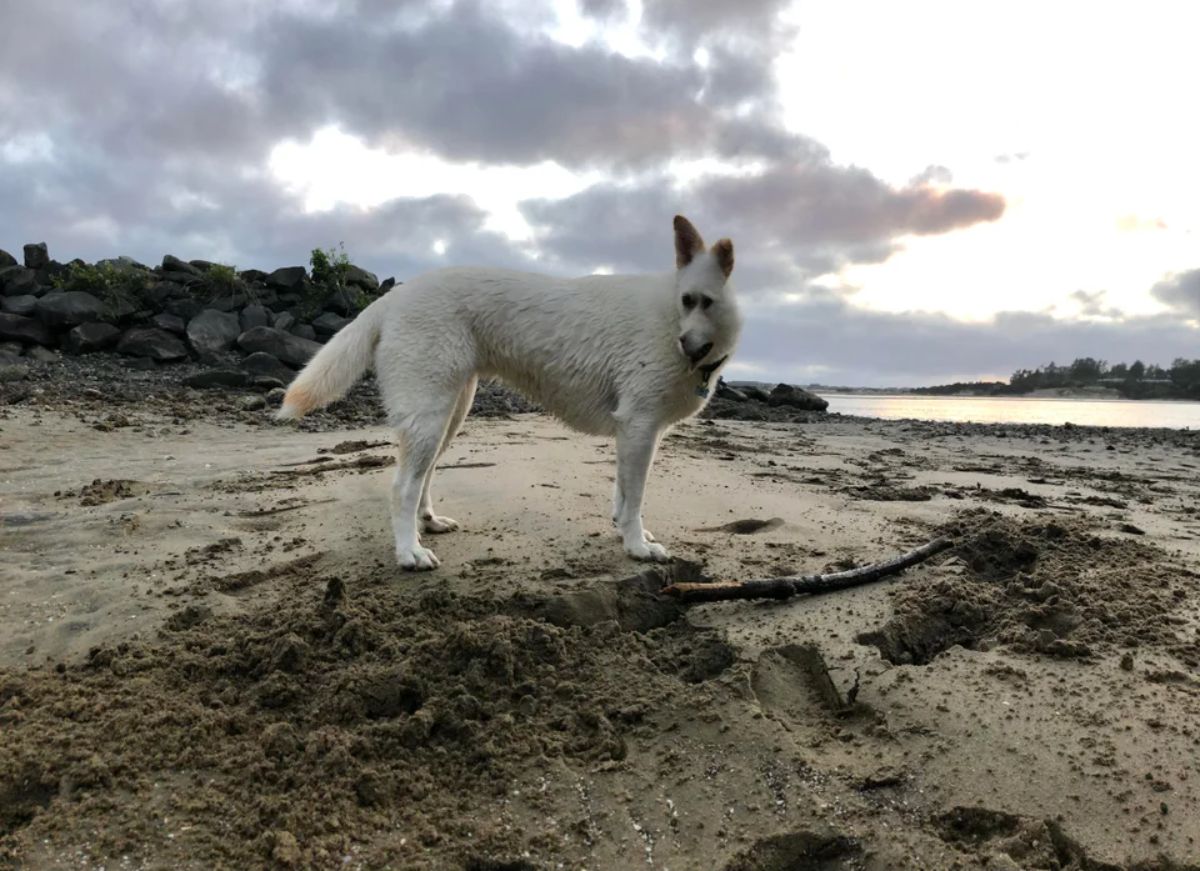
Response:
277,216,742,570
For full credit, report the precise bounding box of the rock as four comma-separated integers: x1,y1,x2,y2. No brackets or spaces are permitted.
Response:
237,327,321,367
239,268,269,284
116,327,188,361
188,259,219,272
240,303,271,332
272,312,296,332
161,254,201,276
767,383,829,412
23,242,49,270
0,362,30,382
0,313,54,346
146,281,188,307
344,264,378,291
266,387,287,405
64,322,122,354
186,309,241,359
312,311,351,337
150,312,186,334
123,357,158,370
0,249,16,268
205,292,249,313
242,351,296,383
164,298,204,322
0,266,38,297
1,294,38,317
741,385,771,402
380,277,396,293
290,323,317,342
26,345,58,362
714,378,747,401
0,341,22,356
35,291,107,328
266,266,307,290
250,375,286,391
240,395,267,411
184,369,249,389
34,261,69,287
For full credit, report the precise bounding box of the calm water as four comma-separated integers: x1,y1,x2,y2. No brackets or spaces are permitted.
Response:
820,394,1200,430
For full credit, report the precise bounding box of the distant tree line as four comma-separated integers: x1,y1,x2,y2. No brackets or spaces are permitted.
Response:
914,358,1200,400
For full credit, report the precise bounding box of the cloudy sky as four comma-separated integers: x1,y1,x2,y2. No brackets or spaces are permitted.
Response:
2,0,1197,386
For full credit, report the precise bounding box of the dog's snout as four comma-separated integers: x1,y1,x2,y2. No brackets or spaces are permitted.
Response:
680,338,713,365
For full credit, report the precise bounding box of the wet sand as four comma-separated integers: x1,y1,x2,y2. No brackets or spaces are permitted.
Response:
2,400,1199,869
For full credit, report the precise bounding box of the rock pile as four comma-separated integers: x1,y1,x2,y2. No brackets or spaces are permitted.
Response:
0,243,391,394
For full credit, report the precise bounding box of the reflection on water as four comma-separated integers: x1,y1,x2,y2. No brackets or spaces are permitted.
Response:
820,394,1200,430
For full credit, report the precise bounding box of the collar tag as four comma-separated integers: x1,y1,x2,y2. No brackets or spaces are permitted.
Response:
695,385,710,398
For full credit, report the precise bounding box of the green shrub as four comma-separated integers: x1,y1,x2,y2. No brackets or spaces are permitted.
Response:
302,244,378,318
52,262,153,318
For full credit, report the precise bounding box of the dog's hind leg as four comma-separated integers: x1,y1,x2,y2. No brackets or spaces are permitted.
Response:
613,418,669,562
419,376,477,534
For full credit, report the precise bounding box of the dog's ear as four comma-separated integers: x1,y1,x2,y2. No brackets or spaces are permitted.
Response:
712,238,734,278
674,215,705,269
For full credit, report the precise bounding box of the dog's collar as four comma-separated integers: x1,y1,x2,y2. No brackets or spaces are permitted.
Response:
694,354,728,398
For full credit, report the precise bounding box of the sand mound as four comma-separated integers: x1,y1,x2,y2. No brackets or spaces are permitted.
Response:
858,511,1200,665
0,565,729,868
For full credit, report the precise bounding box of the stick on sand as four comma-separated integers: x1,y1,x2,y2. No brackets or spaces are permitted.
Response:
661,536,954,603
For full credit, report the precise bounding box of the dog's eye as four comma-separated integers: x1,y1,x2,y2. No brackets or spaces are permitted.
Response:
681,294,696,309
700,295,714,310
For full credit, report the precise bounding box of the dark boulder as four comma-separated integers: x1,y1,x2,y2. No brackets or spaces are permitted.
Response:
186,309,241,358
64,322,121,354
240,303,271,331
146,281,189,307
237,326,321,367
162,254,201,276
239,268,269,284
272,312,296,332
117,327,188,361
266,266,307,291
380,277,396,293
312,311,351,338
151,312,186,334
767,383,829,412
23,242,49,270
1,295,38,317
35,291,107,328
0,266,38,297
290,323,317,342
164,298,204,322
0,249,16,268
344,264,378,291
241,351,296,384
0,313,54,346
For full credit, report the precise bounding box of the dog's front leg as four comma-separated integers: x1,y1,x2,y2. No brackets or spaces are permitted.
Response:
614,422,669,562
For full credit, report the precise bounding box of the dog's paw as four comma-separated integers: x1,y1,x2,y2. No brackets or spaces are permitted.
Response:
421,513,460,534
396,544,441,571
625,539,671,562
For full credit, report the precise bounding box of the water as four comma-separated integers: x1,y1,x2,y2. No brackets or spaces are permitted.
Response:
820,393,1200,430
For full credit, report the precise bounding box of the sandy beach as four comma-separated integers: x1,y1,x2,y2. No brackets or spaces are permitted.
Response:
3,382,1200,869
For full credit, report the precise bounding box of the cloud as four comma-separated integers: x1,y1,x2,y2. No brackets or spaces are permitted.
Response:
1150,269,1200,318
731,297,1200,387
521,162,1005,285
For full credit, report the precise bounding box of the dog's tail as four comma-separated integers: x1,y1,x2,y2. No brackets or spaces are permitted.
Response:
276,296,387,421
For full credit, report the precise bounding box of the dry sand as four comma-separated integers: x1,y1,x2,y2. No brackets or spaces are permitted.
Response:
2,398,1200,869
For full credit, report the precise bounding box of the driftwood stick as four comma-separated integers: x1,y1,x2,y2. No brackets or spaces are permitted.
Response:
661,536,954,603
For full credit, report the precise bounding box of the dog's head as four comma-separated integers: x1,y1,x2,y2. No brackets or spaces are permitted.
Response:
672,215,742,370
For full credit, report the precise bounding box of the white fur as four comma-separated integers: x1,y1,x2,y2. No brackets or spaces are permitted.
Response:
278,217,742,570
